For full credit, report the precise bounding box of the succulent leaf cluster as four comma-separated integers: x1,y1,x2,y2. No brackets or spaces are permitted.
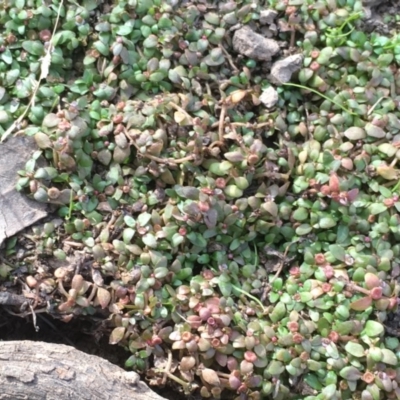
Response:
1,0,400,399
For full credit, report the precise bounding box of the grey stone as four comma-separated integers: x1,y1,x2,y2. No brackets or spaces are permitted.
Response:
0,136,48,246
269,54,304,84
260,9,278,25
260,87,279,108
233,26,280,61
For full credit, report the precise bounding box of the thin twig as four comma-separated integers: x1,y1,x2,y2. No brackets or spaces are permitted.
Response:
211,121,271,129
219,44,239,73
231,284,265,312
346,283,371,296
161,349,173,385
127,131,196,165
270,240,299,284
168,102,193,124
3,306,48,318
63,240,84,248
290,28,296,48
282,82,357,116
218,104,227,143
367,96,387,116
30,303,39,332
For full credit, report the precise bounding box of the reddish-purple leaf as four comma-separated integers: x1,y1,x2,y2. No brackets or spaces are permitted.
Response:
350,296,372,311
347,188,359,202
364,273,381,290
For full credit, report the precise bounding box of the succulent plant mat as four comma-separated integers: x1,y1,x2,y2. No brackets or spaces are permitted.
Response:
2,0,400,399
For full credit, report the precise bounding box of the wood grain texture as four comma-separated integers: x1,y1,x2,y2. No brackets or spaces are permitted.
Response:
0,341,167,400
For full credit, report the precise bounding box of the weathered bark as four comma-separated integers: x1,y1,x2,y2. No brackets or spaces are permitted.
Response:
0,341,167,400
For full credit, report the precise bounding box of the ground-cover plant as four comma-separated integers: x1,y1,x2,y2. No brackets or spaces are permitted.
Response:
1,0,400,399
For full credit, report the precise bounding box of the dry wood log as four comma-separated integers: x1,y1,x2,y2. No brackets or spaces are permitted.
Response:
0,340,167,400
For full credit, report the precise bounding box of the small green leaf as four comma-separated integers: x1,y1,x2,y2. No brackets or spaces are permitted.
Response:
339,366,362,380
365,123,385,138
116,25,133,35
369,203,387,215
296,224,312,235
345,342,365,357
300,292,313,303
218,281,232,297
138,212,152,227
343,127,366,140
329,244,346,261
381,348,398,365
1,48,12,64
142,233,157,248
22,40,44,56
326,343,339,359
123,228,135,243
362,320,384,337
307,360,322,371
304,373,323,390
270,302,286,323
335,321,355,335
149,72,165,82
292,207,308,221
5,69,20,86
321,384,337,398
52,30,76,46
187,232,207,248
267,360,285,376
171,233,184,247
124,215,136,228
143,34,158,48
154,267,168,279
318,217,337,229
174,186,200,200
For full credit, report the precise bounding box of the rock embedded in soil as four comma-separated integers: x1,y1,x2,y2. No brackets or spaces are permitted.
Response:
233,26,280,61
260,9,278,25
259,86,279,108
0,136,48,247
269,54,304,84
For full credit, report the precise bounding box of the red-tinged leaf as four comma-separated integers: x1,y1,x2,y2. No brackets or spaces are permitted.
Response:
329,173,340,193
346,188,359,202
109,326,126,344
364,272,381,290
97,287,111,309
350,296,372,311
